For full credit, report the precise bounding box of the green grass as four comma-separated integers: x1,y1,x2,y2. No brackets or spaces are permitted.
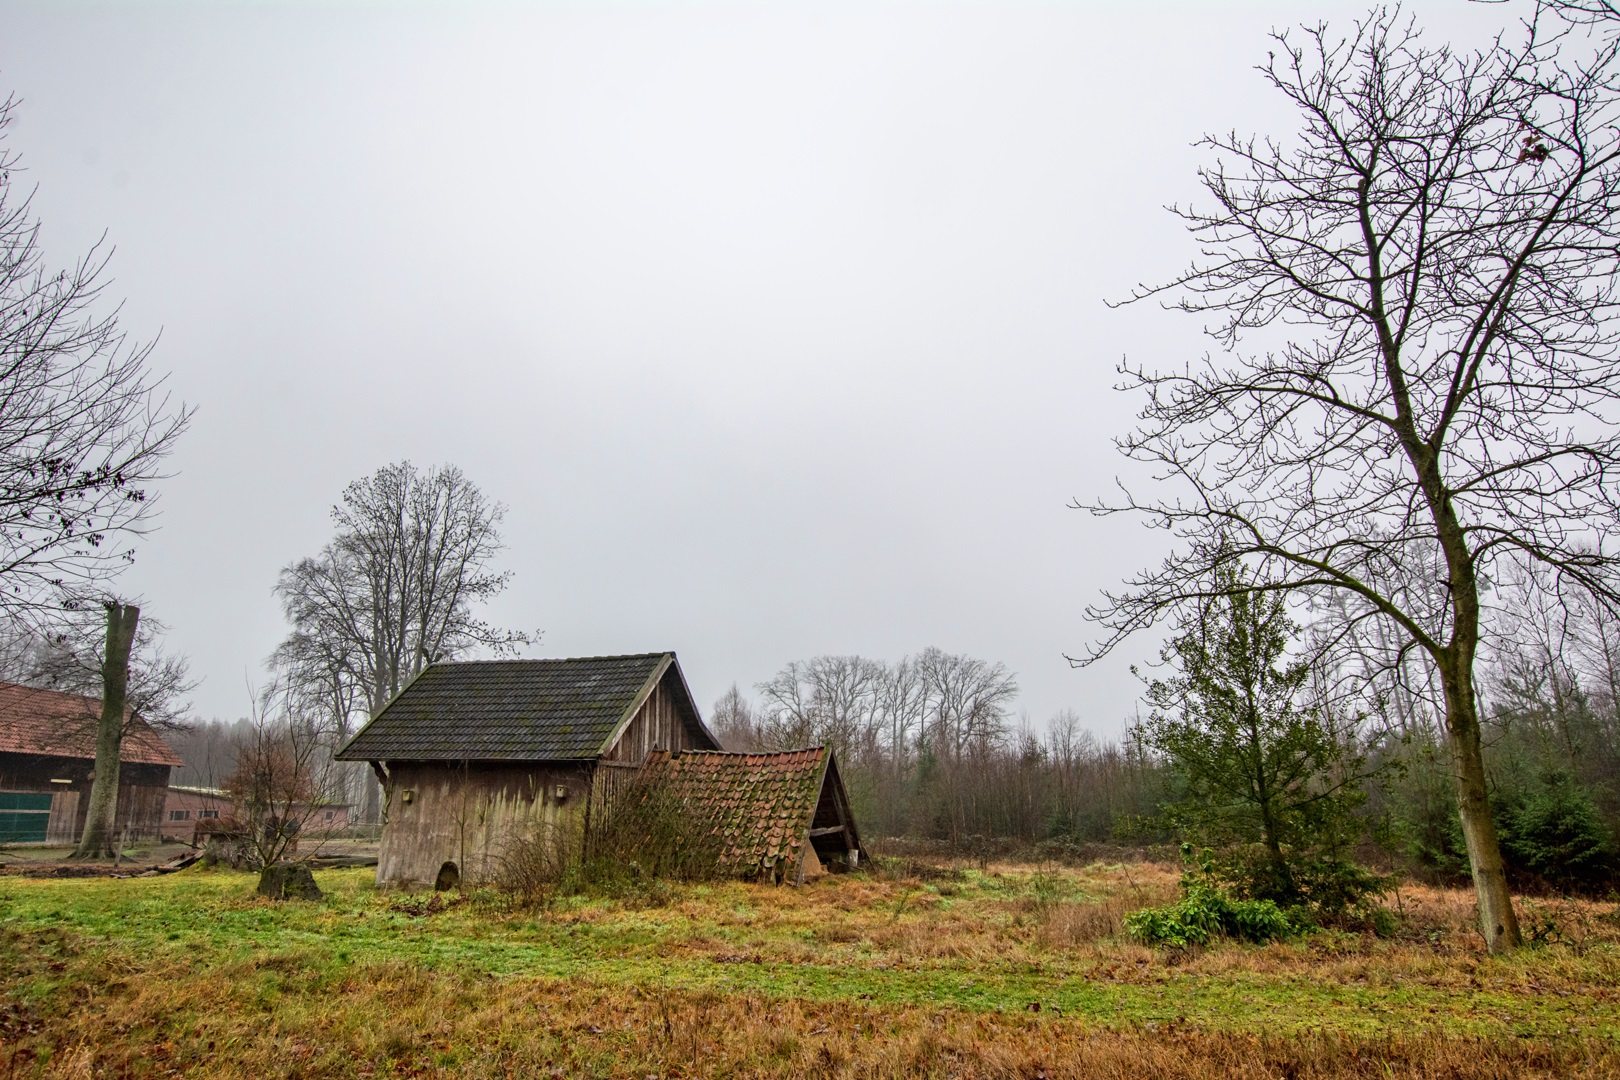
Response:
1,864,1615,1039
1,862,1617,1077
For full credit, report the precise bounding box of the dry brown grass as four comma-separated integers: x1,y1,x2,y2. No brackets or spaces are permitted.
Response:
7,961,1614,1080
2,859,1618,1078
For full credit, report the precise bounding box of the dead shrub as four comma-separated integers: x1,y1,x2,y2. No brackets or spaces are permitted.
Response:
581,776,725,890
1387,883,1489,949
816,923,863,944
870,856,967,885
487,821,579,912
1035,899,1128,947
490,777,726,908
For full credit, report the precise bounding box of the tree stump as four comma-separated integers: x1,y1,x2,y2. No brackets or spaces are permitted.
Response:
200,832,252,870
257,862,323,901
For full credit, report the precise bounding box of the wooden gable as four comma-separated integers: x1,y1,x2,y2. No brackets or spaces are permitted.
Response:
601,657,718,763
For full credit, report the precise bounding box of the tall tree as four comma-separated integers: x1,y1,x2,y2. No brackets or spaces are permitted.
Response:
71,602,139,859
273,462,530,820
915,646,1017,764
0,603,194,860
0,96,190,616
709,684,766,751
20,606,194,732
274,462,529,730
1083,10,1620,951
756,655,885,765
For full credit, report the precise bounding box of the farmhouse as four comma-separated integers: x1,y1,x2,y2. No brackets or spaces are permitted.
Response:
0,681,183,845
336,652,864,889
161,786,354,845
161,785,231,843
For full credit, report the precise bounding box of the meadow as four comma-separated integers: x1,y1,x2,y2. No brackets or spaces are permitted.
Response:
0,859,1616,1078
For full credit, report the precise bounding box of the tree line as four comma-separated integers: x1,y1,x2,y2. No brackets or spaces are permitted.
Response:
706,650,1159,847
714,602,1620,901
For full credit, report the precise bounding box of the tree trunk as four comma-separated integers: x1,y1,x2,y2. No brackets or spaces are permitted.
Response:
1405,420,1522,952
72,603,140,860
1439,652,1522,954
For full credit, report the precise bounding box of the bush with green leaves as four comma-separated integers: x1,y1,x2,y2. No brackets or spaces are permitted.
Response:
1125,879,1294,948
1390,743,1617,892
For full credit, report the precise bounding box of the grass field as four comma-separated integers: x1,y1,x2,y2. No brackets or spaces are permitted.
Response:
1,859,1617,1077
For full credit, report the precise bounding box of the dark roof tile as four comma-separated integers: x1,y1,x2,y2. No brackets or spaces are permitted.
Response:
336,653,676,762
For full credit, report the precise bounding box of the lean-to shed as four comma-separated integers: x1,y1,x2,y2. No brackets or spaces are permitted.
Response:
336,653,721,888
634,747,865,883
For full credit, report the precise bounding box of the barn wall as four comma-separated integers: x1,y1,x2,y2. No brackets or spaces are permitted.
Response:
0,752,170,844
601,671,712,763
586,760,642,833
375,761,595,888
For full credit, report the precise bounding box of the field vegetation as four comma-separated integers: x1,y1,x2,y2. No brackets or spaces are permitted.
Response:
1,859,1617,1078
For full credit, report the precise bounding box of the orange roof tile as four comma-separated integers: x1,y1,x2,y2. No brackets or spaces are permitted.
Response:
638,747,831,879
0,681,183,767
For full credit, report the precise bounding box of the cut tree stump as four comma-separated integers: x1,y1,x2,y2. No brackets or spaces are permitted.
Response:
257,862,323,901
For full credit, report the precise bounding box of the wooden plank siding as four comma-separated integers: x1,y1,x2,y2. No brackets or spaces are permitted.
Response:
375,761,594,888
601,669,708,763
0,753,170,845
353,655,722,888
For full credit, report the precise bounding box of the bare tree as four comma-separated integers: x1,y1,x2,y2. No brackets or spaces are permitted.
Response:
22,606,194,732
721,650,1170,846
164,718,251,789
224,693,340,872
272,462,531,818
0,97,190,617
709,684,766,751
70,603,139,859
0,89,190,859
915,646,1017,764
877,656,928,784
1538,0,1620,25
1082,10,1620,951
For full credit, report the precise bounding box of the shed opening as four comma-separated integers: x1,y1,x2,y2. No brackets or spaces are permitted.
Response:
434,861,460,892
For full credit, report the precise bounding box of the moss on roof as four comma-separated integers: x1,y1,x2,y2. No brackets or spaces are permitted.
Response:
336,654,675,762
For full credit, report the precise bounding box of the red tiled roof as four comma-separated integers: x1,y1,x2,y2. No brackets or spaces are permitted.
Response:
637,747,831,879
0,681,184,767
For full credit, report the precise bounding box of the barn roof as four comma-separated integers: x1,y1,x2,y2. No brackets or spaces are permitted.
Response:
336,652,709,762
0,681,184,767
635,747,864,880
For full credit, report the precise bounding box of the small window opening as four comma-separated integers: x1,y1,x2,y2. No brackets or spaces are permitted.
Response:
434,861,460,892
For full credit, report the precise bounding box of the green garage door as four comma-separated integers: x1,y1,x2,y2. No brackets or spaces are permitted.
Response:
0,792,52,843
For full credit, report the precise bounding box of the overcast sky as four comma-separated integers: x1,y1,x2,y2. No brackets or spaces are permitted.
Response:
0,0,1513,734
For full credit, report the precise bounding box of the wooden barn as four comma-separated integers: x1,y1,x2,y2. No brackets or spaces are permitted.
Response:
336,652,723,888
336,652,867,890
0,681,183,845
